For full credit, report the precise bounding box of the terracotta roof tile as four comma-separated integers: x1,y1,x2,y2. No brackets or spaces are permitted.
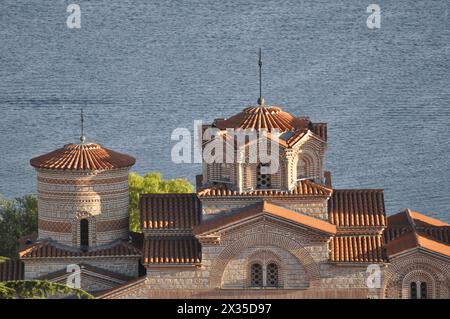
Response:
140,194,201,230
30,143,135,170
197,180,332,197
329,236,385,263
415,234,450,257
385,209,450,244
328,189,386,228
213,106,311,132
384,231,450,258
143,236,201,266
384,209,450,257
19,240,141,259
0,259,24,281
193,200,336,236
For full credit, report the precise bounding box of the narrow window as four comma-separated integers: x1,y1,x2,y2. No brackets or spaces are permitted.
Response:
297,158,306,179
257,164,271,189
250,263,263,287
410,282,417,299
420,282,427,299
80,219,89,250
266,263,279,287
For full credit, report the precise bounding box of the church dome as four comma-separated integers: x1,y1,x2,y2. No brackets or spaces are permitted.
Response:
30,142,136,170
213,105,310,132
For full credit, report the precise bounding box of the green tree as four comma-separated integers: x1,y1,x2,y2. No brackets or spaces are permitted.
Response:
0,195,38,257
0,280,93,299
128,172,193,232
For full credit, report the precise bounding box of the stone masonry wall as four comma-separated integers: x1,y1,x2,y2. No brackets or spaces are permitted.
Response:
201,197,329,221
36,168,131,247
23,257,139,280
144,219,375,295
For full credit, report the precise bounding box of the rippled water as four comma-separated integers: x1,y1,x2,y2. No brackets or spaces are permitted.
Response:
0,1,449,221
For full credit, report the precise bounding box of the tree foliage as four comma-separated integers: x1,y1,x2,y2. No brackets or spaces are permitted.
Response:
0,280,93,299
128,172,193,232
0,195,38,257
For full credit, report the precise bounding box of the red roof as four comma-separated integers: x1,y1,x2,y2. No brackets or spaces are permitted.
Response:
143,236,201,266
193,200,337,236
140,194,201,230
19,240,141,259
213,106,310,132
384,209,450,257
329,236,385,263
197,180,332,197
30,143,135,170
0,259,24,282
328,189,387,228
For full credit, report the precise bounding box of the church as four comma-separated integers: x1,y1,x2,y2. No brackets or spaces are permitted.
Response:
1,62,449,299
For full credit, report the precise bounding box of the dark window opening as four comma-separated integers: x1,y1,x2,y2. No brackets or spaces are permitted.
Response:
80,219,89,250
410,282,417,299
420,282,427,299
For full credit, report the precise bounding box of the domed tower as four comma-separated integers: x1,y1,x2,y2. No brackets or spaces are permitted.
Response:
30,140,136,249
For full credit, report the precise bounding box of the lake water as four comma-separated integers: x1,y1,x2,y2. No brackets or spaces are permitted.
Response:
0,1,449,221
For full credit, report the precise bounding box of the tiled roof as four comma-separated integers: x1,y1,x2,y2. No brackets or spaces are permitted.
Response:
0,259,24,281
193,200,336,236
197,180,332,197
383,209,450,257
140,194,201,230
384,232,450,258
213,106,311,132
329,236,385,263
19,239,141,259
143,236,201,266
328,189,387,228
30,143,135,170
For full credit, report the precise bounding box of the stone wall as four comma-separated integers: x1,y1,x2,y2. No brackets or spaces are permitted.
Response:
382,251,450,299
23,257,140,280
143,219,375,296
200,197,329,220
36,168,131,247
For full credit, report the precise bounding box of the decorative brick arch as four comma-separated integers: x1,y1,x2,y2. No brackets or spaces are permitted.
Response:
295,147,322,179
401,270,435,299
382,254,450,299
209,232,321,289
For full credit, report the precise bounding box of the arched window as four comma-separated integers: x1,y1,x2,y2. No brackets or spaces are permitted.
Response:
250,263,263,287
297,158,306,179
410,282,417,299
420,282,427,299
266,263,279,287
80,219,89,250
257,164,271,189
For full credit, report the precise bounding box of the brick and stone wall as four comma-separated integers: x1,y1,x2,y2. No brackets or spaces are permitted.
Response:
382,251,450,299
23,257,140,280
36,168,131,247
142,219,376,297
200,197,329,220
